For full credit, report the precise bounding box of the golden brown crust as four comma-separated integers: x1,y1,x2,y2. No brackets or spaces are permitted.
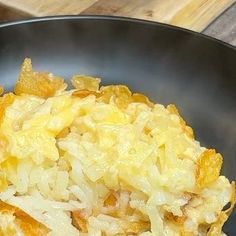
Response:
0,93,14,123
207,212,228,236
131,93,154,108
103,192,117,207
0,86,4,96
165,211,187,225
0,201,49,236
72,84,154,110
196,149,222,189
72,89,101,98
98,85,133,110
15,213,48,236
71,210,88,233
14,58,66,98
71,75,100,91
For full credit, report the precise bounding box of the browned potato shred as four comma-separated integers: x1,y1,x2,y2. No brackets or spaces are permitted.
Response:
0,86,4,95
196,149,223,188
0,93,14,122
0,201,49,236
71,75,101,91
72,211,88,233
14,58,66,98
165,212,186,225
72,83,154,109
98,85,154,109
99,85,132,107
72,89,101,98
132,93,154,108
104,192,117,207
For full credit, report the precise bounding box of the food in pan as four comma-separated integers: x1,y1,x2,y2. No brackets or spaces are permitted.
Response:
0,58,235,236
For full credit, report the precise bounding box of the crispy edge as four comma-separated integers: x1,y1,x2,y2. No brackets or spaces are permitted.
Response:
132,93,154,108
99,85,154,109
71,75,101,91
0,86,4,96
0,93,14,123
72,84,154,110
207,181,236,236
196,149,222,189
72,89,101,98
14,58,66,98
167,104,194,139
98,85,133,109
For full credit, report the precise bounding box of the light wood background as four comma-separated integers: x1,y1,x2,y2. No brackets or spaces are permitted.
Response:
0,0,234,32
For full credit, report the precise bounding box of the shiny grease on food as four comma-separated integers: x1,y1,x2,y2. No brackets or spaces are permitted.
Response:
0,58,235,236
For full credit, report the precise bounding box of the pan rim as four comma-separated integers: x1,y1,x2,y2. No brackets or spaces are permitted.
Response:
0,14,235,51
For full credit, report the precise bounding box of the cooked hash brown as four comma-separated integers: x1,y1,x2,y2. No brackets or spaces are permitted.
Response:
0,58,235,236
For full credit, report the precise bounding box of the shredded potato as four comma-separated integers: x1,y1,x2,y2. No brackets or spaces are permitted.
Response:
167,104,194,138
0,59,234,236
207,182,236,236
0,201,49,236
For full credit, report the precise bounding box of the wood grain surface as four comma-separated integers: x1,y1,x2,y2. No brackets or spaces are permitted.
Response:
0,3,31,21
0,0,234,31
204,2,236,46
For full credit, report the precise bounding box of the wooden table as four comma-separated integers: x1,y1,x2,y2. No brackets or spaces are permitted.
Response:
0,0,235,46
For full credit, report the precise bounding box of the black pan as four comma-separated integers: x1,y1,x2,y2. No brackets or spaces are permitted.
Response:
0,16,235,234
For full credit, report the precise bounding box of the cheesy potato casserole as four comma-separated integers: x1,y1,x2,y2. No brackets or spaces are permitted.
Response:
0,59,235,236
